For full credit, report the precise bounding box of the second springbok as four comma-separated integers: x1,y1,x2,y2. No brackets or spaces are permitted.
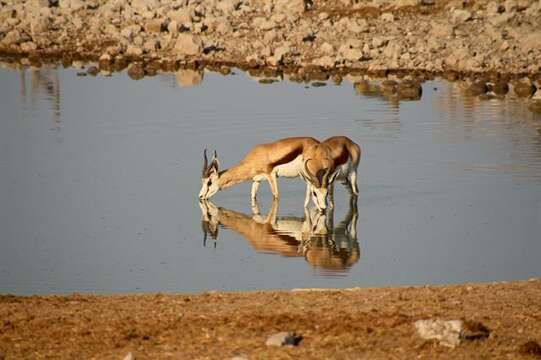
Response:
321,136,361,208
301,136,361,208
199,137,335,211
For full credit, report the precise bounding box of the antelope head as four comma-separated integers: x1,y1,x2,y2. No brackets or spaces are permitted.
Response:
199,149,221,200
301,145,334,212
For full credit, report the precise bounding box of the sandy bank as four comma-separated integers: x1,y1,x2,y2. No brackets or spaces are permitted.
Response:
1,279,540,359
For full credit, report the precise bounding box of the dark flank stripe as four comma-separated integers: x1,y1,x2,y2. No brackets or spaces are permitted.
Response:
270,146,303,168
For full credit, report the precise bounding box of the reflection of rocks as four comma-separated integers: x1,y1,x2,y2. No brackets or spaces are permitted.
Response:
199,199,360,273
466,81,488,96
381,80,398,94
247,68,282,84
398,80,422,100
127,63,144,80
514,80,537,98
175,68,203,87
489,81,509,96
13,67,62,131
353,77,423,103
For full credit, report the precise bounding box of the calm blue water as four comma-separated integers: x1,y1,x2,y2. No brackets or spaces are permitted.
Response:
1,65,540,294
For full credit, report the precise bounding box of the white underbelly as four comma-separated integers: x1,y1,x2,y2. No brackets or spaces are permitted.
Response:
273,155,303,178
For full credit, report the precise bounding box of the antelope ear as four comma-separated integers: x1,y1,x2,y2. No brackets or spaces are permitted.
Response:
210,151,220,170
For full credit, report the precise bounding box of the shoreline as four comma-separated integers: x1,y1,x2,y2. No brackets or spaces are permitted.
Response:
2,278,541,358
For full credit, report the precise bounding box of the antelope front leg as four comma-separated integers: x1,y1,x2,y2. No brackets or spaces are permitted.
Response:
265,198,279,225
267,173,279,199
348,170,359,196
304,183,311,208
251,181,261,204
328,181,335,209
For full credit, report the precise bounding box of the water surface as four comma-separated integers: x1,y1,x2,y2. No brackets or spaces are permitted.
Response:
1,66,540,294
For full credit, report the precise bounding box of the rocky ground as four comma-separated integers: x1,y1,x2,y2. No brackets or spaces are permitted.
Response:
0,0,540,75
1,279,541,359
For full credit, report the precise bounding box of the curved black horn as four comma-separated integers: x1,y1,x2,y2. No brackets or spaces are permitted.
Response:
202,148,208,176
303,159,318,185
322,165,332,186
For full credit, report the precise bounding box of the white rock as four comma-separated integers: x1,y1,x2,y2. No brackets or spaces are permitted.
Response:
175,34,203,56
143,38,159,52
217,0,240,14
59,0,84,11
415,319,463,347
20,41,37,52
126,45,143,57
394,0,420,7
30,18,49,37
267,44,290,66
168,9,192,25
451,9,472,23
274,0,304,14
320,42,334,55
312,56,335,67
430,21,454,37
488,12,514,26
167,20,178,33
131,0,159,13
350,19,369,33
28,0,49,9
519,33,541,52
380,13,394,22
372,37,388,48
216,21,232,34
99,53,111,61
486,1,501,15
2,30,23,45
253,17,276,31
265,332,302,347
342,48,363,62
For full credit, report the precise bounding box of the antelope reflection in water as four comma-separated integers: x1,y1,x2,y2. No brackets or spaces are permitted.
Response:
199,198,359,273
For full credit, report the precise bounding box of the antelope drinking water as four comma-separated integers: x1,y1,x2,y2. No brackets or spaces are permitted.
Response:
199,137,335,211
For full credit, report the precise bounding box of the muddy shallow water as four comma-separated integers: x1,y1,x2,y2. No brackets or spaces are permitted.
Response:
0,66,540,295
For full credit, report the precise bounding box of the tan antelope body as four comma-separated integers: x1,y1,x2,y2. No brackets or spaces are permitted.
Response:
199,137,334,211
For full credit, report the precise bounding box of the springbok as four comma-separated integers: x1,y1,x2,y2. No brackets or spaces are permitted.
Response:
199,137,334,211
320,136,361,208
199,199,359,271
